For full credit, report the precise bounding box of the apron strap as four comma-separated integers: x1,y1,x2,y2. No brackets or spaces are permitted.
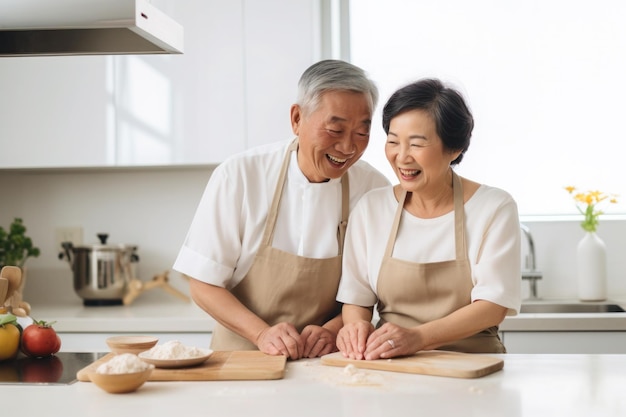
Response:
262,138,298,246
384,170,466,260
384,188,407,258
337,173,350,255
451,170,467,260
262,138,349,255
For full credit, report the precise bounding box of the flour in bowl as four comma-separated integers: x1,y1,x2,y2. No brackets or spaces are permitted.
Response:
97,353,151,374
144,340,205,359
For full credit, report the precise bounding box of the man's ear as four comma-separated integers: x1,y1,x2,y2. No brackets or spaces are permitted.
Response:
290,104,302,135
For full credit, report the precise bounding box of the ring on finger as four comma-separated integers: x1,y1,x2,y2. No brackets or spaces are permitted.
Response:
387,339,395,349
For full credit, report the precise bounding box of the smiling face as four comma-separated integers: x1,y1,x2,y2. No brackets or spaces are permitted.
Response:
385,109,461,195
291,90,373,183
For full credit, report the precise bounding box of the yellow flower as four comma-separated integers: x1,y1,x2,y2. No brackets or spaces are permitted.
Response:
565,186,618,232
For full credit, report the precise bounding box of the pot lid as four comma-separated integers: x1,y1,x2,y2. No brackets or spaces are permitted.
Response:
66,233,138,251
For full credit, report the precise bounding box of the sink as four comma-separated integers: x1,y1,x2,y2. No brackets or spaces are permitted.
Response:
520,302,625,314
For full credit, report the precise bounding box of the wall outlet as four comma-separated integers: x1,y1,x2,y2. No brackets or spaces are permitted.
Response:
56,226,84,248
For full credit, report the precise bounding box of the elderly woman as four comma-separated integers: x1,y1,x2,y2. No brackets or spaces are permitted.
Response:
336,79,521,359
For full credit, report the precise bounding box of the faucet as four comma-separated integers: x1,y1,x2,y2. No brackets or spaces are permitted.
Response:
520,223,543,300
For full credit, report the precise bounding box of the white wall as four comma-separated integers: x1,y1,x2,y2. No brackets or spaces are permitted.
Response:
520,220,626,300
1,169,625,306
351,0,626,217
0,167,213,304
0,0,324,305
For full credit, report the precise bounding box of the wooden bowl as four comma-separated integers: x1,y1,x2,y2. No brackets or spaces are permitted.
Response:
106,335,159,355
89,367,154,394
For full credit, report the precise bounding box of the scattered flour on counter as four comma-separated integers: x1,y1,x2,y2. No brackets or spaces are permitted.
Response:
144,340,205,359
97,353,151,374
289,358,390,388
468,385,484,395
310,363,386,387
343,364,358,376
342,364,372,384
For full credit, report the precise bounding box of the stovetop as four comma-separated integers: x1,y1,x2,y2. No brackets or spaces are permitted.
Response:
0,352,106,385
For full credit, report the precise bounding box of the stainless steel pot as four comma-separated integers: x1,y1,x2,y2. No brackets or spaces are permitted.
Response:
59,233,139,306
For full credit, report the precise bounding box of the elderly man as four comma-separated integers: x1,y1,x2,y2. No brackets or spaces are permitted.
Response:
173,60,389,359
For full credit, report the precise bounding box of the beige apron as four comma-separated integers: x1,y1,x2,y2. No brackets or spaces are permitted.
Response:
376,171,505,353
211,139,349,350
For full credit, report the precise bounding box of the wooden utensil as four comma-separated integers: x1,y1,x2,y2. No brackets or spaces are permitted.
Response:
0,277,8,305
1,266,22,302
321,350,504,379
123,270,190,305
77,351,287,382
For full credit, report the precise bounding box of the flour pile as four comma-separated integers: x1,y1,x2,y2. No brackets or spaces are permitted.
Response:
144,340,205,359
97,353,151,374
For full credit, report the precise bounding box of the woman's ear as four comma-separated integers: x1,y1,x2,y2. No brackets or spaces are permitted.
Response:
290,104,302,135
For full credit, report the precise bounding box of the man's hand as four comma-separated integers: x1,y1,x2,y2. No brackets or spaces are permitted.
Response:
300,325,337,358
255,322,304,360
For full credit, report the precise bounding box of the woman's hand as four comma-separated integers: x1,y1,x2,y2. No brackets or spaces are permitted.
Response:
300,325,337,358
336,320,375,360
363,322,420,360
255,322,304,360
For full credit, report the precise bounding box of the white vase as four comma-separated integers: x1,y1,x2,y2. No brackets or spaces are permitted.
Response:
576,232,607,301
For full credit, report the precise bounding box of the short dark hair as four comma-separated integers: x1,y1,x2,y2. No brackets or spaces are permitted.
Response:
382,79,473,165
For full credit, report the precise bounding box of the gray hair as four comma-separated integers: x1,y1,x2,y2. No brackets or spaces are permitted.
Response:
296,60,378,115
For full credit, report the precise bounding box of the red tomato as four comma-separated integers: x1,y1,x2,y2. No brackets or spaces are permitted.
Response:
20,320,61,358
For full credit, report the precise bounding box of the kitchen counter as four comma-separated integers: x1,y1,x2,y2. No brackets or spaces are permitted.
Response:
2,354,625,417
501,311,626,331
29,297,216,333
501,298,626,332
29,297,626,334
27,298,215,352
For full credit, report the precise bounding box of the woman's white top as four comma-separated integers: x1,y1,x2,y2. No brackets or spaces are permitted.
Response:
336,184,522,315
173,139,390,289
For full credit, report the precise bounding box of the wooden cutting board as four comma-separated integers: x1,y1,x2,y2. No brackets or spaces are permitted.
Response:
321,350,504,379
77,351,286,382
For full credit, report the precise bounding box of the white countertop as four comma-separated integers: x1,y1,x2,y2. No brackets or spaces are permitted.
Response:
30,297,215,333
501,312,626,331
500,298,626,332
2,354,625,417
29,297,626,334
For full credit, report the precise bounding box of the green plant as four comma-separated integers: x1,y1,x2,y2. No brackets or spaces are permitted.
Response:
0,218,40,268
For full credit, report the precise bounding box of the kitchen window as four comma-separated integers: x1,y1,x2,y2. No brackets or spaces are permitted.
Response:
332,0,626,217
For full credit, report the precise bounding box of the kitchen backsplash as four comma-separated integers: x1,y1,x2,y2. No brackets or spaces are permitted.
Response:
0,166,213,304
1,167,625,305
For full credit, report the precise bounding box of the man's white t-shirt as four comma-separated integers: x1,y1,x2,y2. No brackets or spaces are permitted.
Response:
173,139,390,289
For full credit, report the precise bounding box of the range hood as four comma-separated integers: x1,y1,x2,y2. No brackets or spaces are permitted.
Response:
0,0,183,57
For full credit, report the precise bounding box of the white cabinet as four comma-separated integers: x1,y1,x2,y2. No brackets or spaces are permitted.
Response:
241,0,320,150
0,0,320,168
0,56,113,168
113,0,247,165
501,331,626,354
